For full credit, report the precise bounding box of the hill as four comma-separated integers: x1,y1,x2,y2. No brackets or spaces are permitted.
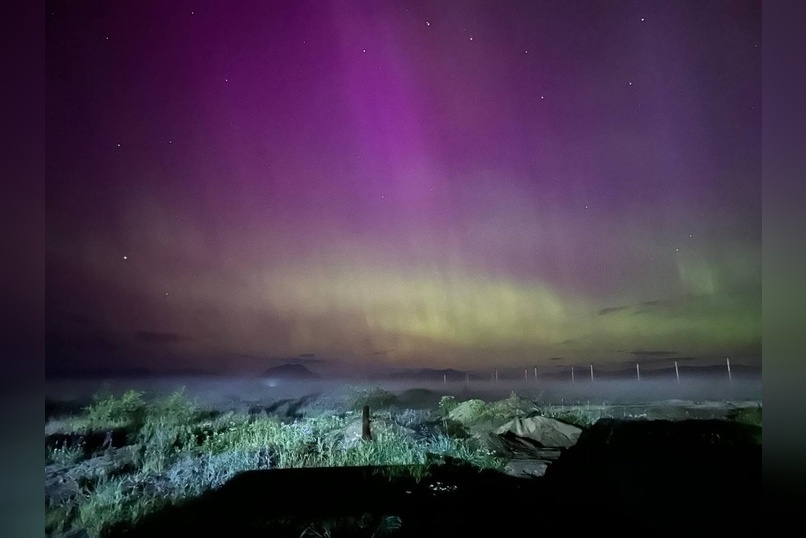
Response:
260,363,318,379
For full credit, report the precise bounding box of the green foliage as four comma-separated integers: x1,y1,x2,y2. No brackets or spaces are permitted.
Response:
728,405,762,427
49,388,512,537
136,389,201,473
438,395,458,415
83,390,147,430
536,403,616,428
46,439,86,465
445,394,534,429
345,386,399,411
46,504,76,536
423,434,503,470
77,475,170,537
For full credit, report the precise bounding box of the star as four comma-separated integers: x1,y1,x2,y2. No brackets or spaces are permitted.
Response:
628,81,633,86
641,18,645,22
362,49,366,53
123,256,127,260
426,21,430,27
469,37,473,41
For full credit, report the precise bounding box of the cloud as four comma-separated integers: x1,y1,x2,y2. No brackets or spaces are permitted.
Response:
46,332,128,354
135,331,188,344
597,306,629,316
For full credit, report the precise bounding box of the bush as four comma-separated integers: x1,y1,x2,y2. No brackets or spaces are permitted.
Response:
438,395,458,415
84,390,147,430
46,440,86,465
344,386,398,411
136,389,202,473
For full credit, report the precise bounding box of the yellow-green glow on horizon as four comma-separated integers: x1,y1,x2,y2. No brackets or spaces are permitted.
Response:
61,218,760,369
254,251,760,364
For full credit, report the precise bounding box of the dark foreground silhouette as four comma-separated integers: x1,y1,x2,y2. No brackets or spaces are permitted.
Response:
113,419,761,538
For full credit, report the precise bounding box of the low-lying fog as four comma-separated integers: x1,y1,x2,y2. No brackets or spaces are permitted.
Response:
45,374,762,412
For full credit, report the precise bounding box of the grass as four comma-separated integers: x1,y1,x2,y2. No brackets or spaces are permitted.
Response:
46,387,507,537
46,440,86,465
46,386,762,537
728,404,762,427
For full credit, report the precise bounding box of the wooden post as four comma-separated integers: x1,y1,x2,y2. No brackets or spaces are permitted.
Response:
443,373,447,384
362,405,372,441
636,362,640,381
590,364,594,381
726,357,732,382
675,361,680,383
495,369,499,382
524,369,528,380
534,367,538,380
571,366,575,383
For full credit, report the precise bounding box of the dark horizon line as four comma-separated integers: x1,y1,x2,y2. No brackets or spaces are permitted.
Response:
45,362,761,381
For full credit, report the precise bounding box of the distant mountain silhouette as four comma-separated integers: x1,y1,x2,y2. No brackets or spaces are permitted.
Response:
387,368,475,381
260,363,318,379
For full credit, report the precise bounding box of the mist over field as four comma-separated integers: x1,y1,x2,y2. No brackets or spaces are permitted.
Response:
46,373,761,414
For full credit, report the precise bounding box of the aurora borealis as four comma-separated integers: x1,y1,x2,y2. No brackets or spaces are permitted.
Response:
46,1,761,375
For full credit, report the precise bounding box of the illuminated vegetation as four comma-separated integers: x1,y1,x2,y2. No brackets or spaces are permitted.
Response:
45,387,761,537
46,388,503,537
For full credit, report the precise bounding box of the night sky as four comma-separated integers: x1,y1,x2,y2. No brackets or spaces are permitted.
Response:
46,1,761,376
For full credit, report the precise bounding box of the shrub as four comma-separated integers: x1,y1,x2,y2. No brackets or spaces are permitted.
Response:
46,440,86,465
84,390,147,430
77,475,169,537
344,386,398,411
438,395,458,415
135,389,202,473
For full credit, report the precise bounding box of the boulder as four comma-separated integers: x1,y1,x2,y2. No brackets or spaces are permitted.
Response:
495,415,582,448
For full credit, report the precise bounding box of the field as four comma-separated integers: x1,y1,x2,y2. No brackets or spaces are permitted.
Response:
45,376,762,537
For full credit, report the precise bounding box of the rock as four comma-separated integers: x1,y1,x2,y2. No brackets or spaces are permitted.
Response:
503,459,549,478
45,464,81,505
339,419,367,449
495,415,582,448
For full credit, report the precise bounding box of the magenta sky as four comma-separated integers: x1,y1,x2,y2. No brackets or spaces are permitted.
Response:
46,1,761,375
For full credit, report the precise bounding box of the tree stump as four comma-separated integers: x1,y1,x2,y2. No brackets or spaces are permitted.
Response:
362,405,373,441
